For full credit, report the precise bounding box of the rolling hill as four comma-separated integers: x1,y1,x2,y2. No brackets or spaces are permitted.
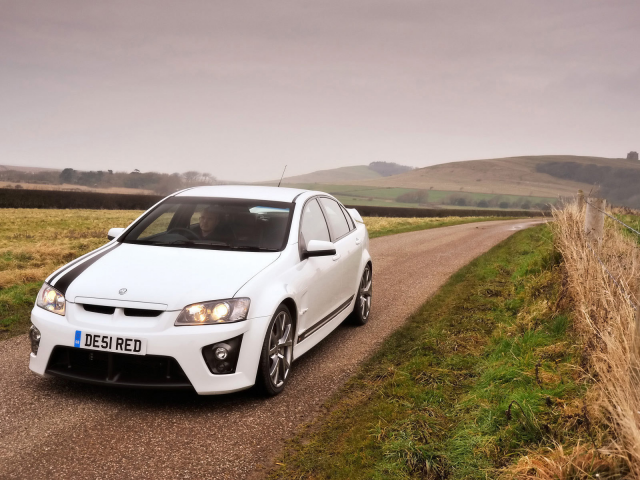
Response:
0,165,59,173
272,155,640,208
276,165,382,184
348,155,640,197
265,162,414,185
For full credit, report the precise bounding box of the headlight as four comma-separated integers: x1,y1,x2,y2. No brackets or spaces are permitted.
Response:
36,283,66,316
175,298,250,326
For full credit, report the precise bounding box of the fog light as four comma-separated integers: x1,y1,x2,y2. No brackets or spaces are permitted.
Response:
202,335,243,375
29,325,41,355
215,347,228,360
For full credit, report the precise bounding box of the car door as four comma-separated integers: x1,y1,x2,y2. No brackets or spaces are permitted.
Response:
317,197,361,302
296,198,344,340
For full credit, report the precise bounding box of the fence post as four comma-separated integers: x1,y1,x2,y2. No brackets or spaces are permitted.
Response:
577,190,585,211
584,197,606,244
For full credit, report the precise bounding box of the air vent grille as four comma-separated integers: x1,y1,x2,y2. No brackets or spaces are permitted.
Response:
83,304,116,315
123,308,163,317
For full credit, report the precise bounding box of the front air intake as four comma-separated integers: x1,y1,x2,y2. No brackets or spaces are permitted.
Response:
83,304,116,315
123,308,163,317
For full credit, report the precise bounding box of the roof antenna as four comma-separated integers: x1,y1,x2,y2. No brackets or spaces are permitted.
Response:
277,165,287,187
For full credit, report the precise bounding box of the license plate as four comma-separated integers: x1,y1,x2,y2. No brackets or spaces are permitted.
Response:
74,330,147,355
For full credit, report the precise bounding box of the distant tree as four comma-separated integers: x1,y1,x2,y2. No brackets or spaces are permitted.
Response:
477,200,489,208
182,171,200,187
499,201,510,209
108,170,113,174
368,161,414,177
154,173,183,195
14,184,23,189
521,200,531,209
59,168,76,184
628,151,639,161
396,190,429,204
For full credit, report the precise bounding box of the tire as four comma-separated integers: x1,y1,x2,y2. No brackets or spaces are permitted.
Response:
349,264,372,326
256,304,294,396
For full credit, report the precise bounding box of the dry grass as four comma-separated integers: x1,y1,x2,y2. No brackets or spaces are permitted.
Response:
507,200,640,479
0,209,142,289
0,209,492,290
362,215,501,238
363,215,476,230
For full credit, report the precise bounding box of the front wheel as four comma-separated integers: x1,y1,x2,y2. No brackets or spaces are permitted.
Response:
350,264,372,326
256,305,294,396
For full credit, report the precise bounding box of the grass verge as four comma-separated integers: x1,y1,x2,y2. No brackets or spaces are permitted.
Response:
363,216,508,239
269,226,593,479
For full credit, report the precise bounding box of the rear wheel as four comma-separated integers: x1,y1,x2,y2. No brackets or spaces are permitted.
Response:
256,305,294,396
350,264,372,326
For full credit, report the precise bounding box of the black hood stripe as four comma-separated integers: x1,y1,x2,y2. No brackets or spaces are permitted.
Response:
47,242,116,285
53,243,121,295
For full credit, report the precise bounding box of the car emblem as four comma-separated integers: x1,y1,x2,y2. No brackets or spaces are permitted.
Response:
119,288,127,295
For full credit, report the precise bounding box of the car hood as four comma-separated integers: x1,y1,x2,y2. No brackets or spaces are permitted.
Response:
64,243,281,311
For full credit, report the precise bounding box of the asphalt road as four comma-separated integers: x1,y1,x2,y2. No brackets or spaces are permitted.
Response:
0,218,544,480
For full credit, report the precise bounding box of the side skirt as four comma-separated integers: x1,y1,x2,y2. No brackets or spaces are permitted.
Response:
296,295,354,344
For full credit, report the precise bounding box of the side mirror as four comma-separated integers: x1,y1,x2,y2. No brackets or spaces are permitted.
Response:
107,228,125,241
303,240,336,259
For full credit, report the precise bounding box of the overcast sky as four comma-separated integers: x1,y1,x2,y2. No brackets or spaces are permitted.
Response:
1,1,638,181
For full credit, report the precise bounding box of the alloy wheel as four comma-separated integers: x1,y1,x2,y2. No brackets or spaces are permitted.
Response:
359,266,372,320
268,311,293,388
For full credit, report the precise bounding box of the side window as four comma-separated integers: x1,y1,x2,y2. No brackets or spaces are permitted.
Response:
300,199,330,246
318,198,350,240
340,205,355,230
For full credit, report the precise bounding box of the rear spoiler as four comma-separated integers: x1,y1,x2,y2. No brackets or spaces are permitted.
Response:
346,208,364,224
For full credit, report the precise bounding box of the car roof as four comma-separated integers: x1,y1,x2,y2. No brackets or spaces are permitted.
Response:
174,185,311,203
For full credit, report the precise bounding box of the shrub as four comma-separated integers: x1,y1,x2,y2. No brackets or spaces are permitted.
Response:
396,190,429,204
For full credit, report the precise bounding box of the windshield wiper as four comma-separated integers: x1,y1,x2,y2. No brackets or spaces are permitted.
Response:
229,246,279,252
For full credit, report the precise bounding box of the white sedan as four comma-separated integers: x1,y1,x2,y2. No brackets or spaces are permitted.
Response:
28,186,372,395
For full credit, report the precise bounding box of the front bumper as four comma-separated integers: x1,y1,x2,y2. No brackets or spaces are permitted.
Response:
29,304,271,395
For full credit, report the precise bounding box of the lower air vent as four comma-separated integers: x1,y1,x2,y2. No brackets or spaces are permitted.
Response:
83,304,116,315
45,346,192,389
123,308,163,317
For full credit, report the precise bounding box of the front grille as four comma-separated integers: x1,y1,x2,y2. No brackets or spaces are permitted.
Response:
81,304,163,317
123,308,163,317
83,304,116,315
46,346,193,389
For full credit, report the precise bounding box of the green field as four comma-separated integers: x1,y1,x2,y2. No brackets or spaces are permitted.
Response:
269,226,595,479
281,183,557,210
614,213,640,245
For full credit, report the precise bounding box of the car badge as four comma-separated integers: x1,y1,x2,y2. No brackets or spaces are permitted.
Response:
119,288,127,295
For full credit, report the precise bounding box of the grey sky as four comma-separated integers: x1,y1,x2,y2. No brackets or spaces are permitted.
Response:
1,1,638,181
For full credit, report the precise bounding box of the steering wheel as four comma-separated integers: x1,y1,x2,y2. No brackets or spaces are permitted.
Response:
167,228,200,240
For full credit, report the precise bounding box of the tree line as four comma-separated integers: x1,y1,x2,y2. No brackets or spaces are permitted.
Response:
0,168,218,195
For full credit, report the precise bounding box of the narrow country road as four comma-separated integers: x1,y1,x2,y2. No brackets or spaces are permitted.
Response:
0,219,544,480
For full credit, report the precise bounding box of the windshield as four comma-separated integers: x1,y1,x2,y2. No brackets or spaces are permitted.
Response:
121,198,293,251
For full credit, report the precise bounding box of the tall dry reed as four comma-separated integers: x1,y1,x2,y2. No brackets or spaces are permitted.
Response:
549,200,640,478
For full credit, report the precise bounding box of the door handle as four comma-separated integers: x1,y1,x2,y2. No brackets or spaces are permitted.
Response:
355,237,361,245
332,253,341,261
